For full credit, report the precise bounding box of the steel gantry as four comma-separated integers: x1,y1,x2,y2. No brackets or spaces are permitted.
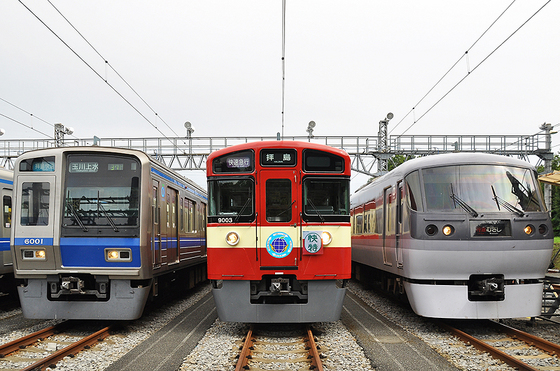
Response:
0,129,553,175
0,126,555,207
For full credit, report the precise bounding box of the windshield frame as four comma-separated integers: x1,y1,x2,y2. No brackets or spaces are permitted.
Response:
207,176,255,223
420,163,544,214
302,176,350,223
61,153,141,236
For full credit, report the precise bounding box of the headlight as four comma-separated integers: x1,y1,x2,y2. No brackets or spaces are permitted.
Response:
226,231,240,246
442,225,454,236
22,249,46,260
524,225,534,236
321,231,332,245
105,248,132,262
425,224,438,236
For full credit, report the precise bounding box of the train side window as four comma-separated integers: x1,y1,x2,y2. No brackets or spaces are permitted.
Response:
404,171,423,211
355,214,363,234
20,182,50,226
266,179,292,223
3,195,11,228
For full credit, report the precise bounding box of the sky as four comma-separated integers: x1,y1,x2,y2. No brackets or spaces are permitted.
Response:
1,1,559,190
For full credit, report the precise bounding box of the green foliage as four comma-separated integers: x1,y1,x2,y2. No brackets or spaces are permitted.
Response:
387,154,415,171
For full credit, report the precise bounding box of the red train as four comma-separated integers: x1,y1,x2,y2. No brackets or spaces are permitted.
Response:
206,141,351,322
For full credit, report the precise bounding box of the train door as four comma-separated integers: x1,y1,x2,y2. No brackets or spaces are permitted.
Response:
152,181,162,268
1,188,12,269
13,175,56,268
258,169,299,269
382,186,392,266
166,187,179,264
396,181,404,268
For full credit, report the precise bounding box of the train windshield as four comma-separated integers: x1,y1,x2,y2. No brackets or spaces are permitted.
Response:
303,177,350,222
207,178,254,223
62,154,141,231
422,164,543,213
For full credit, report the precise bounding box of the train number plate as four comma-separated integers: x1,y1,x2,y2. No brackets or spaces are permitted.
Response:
472,220,511,237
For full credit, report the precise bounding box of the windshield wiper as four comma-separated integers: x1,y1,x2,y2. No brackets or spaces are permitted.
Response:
234,198,252,223
276,200,295,218
449,184,478,217
66,203,88,232
491,185,524,217
97,194,119,232
506,171,539,209
307,199,325,222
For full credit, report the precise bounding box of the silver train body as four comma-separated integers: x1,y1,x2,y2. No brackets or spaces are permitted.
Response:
0,168,13,281
351,153,553,319
11,147,207,320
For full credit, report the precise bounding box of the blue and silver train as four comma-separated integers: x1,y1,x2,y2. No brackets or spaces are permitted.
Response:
11,147,207,319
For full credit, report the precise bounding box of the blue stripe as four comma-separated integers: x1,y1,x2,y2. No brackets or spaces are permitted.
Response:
60,237,141,268
0,238,9,251
151,167,207,201
0,178,12,186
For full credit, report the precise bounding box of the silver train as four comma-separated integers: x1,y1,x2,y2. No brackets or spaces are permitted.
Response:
351,153,553,319
0,168,13,290
11,147,207,320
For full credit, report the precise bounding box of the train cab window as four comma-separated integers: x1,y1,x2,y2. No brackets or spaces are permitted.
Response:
404,171,423,211
302,177,350,222
20,182,50,226
266,179,292,222
3,195,11,228
303,150,344,172
207,178,254,223
62,154,140,234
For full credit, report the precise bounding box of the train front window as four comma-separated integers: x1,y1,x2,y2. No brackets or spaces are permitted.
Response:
62,154,140,232
423,165,544,213
266,179,292,222
303,177,350,222
208,178,254,223
20,182,50,226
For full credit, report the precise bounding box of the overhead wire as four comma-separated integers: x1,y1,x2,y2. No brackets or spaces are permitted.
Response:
0,112,52,138
18,0,189,152
281,0,287,139
391,0,551,138
46,0,181,139
0,96,80,139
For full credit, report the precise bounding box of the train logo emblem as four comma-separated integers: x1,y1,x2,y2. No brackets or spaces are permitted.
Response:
303,231,323,255
266,232,293,258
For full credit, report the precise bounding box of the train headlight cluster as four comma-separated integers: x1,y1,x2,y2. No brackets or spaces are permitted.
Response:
226,231,240,246
425,224,455,237
22,249,46,260
105,248,132,262
321,231,332,246
524,225,534,236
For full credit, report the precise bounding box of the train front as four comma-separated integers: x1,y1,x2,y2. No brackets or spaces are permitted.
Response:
11,148,152,320
207,141,351,323
403,156,553,319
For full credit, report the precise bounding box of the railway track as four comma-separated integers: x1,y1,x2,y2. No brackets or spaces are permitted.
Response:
0,321,111,371
439,319,560,371
235,325,324,371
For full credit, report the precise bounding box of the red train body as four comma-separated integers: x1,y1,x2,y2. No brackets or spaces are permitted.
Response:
206,141,351,322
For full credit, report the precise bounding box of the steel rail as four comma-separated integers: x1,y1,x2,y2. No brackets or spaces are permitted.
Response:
305,326,324,371
487,319,560,357
234,325,324,371
438,321,541,371
235,326,254,371
0,323,62,357
20,326,112,371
